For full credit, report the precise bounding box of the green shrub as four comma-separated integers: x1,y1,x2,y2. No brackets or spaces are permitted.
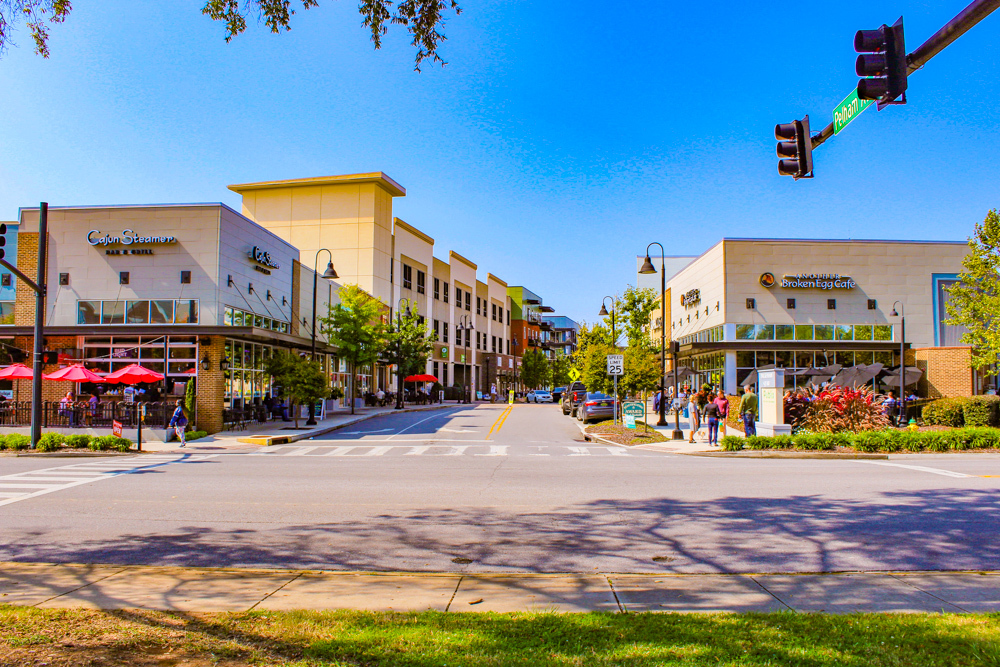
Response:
827,432,851,449
966,428,1000,450
963,396,1000,428
921,431,951,452
6,434,30,450
108,436,132,452
186,430,208,441
770,435,793,449
744,436,772,450
0,434,7,450
879,429,904,453
720,435,743,451
35,432,66,452
65,434,91,448
852,431,887,453
899,430,925,452
89,435,113,451
922,398,970,427
793,432,828,450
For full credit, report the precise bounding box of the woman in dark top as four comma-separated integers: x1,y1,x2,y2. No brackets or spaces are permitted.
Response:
704,399,722,446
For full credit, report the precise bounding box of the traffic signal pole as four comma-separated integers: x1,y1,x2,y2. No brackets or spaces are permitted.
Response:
811,0,1000,151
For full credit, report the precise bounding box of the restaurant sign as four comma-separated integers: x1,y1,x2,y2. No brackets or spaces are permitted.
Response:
89,229,177,255
248,246,281,275
680,288,701,307
765,273,857,290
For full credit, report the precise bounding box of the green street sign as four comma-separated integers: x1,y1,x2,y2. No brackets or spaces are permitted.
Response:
833,87,873,135
623,401,645,418
568,368,581,381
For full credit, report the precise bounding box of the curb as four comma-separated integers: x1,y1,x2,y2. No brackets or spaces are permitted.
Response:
238,404,461,447
684,450,889,460
11,451,136,458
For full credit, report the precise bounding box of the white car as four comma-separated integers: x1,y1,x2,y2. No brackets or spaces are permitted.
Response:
527,390,552,403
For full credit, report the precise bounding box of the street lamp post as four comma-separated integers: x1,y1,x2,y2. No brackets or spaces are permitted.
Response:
395,298,412,410
598,296,619,425
458,314,473,403
307,249,338,426
639,245,683,439
891,301,906,426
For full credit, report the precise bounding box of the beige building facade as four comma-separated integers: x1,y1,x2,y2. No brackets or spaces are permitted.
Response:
647,238,975,397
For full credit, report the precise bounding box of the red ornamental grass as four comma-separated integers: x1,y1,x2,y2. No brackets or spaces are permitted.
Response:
802,386,889,433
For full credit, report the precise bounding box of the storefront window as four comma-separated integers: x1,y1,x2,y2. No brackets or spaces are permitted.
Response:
78,301,101,324
836,351,854,367
795,351,814,368
854,325,873,341
814,325,834,341
225,338,277,408
736,351,755,367
855,350,875,365
736,324,755,340
756,351,774,366
755,325,774,340
874,325,893,341
224,306,234,326
223,305,287,332
775,325,794,340
151,300,174,324
775,351,793,367
175,300,199,324
874,350,895,366
794,325,813,340
102,301,125,324
835,325,853,341
126,301,150,324
81,335,199,393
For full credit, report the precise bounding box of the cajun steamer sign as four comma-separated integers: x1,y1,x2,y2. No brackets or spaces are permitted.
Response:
88,229,177,255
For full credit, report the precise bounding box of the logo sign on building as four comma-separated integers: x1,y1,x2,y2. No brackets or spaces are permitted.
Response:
680,289,701,308
781,273,856,290
88,229,177,256
248,246,281,275
606,354,624,376
440,347,449,358
759,272,776,288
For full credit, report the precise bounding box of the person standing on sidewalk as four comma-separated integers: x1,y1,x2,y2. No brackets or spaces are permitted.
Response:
703,398,721,446
739,386,758,437
687,390,701,443
168,399,188,447
714,390,729,439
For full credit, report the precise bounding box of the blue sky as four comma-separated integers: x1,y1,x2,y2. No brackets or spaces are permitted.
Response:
0,0,997,324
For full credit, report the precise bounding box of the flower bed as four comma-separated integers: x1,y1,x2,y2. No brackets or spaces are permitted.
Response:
721,427,1000,453
585,420,668,445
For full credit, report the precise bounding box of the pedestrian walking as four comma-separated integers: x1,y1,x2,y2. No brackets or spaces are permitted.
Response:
739,385,758,437
490,383,498,404
168,399,188,447
687,391,701,443
704,398,721,446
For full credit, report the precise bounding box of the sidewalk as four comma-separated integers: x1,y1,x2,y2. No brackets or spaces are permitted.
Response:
2,561,995,613
142,402,462,453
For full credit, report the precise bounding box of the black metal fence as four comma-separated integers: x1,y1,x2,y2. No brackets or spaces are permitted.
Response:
0,401,178,429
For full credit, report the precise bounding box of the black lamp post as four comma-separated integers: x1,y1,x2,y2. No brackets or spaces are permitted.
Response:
891,301,906,426
599,296,619,425
307,249,338,426
639,244,683,439
395,298,412,410
458,314,473,403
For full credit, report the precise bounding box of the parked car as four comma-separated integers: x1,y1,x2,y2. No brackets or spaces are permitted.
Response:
527,389,552,403
561,382,588,417
552,386,567,403
576,392,618,423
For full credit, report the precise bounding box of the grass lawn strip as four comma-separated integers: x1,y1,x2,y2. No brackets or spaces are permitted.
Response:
3,606,1000,666
585,419,669,446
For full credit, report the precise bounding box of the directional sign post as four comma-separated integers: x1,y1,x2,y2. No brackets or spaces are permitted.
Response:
833,87,874,135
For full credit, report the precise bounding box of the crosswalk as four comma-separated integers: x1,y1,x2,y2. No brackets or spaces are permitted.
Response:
0,454,218,507
249,444,639,458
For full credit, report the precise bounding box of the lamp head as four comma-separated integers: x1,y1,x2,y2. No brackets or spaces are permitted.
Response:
322,262,339,280
598,304,609,317
638,256,656,275
890,309,899,317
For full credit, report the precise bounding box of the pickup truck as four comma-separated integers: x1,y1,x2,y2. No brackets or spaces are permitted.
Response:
560,382,588,417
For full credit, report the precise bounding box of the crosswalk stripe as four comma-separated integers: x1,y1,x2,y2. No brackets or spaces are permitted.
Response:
287,446,318,456
476,445,508,456
405,446,430,456
323,446,359,456
363,446,392,456
604,447,628,456
0,483,54,488
567,446,591,456
444,446,468,456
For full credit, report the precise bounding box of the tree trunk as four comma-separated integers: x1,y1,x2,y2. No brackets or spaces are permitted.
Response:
350,361,356,415
292,402,299,429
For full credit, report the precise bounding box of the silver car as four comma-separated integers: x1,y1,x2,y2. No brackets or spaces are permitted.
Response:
528,390,552,403
576,392,618,423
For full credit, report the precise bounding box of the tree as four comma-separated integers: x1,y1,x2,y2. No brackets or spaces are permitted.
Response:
321,284,387,414
619,285,659,349
549,355,572,388
620,344,660,400
3,0,460,70
574,323,615,395
945,209,1000,375
264,351,329,428
520,348,548,390
384,301,435,406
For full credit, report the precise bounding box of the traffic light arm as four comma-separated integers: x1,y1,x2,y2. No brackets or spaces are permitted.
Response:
0,258,42,295
811,0,999,151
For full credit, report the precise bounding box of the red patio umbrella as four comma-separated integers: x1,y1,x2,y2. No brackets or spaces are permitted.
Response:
105,363,164,385
43,364,109,383
0,363,33,379
404,374,438,382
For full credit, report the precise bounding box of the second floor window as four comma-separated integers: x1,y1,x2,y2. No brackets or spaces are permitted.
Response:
433,319,440,339
477,297,481,316
402,264,412,290
492,303,497,321
443,282,449,303
465,291,471,311
417,270,426,295
434,278,440,300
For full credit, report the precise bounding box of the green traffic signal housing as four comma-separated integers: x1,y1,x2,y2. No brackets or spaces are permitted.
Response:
856,16,907,110
775,115,813,179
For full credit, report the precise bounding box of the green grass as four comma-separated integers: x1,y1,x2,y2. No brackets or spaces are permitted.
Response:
4,606,1000,666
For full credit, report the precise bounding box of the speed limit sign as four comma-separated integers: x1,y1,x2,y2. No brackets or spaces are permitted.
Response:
606,354,624,376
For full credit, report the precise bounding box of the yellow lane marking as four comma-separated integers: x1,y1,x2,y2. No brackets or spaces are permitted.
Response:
486,405,513,440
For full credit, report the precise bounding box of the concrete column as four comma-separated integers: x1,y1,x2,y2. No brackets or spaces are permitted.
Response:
724,350,738,396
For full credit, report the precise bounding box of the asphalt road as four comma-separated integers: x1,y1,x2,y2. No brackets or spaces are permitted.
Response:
2,403,1000,574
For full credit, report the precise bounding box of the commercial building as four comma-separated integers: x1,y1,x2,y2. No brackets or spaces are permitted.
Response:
541,315,579,359
4,172,521,432
645,238,976,398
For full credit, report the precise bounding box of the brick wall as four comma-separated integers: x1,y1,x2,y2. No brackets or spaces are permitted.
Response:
913,346,974,398
194,335,226,433
14,232,38,327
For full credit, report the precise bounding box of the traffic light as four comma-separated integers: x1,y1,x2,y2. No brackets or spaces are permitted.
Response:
855,17,907,110
775,115,813,179
0,223,6,261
